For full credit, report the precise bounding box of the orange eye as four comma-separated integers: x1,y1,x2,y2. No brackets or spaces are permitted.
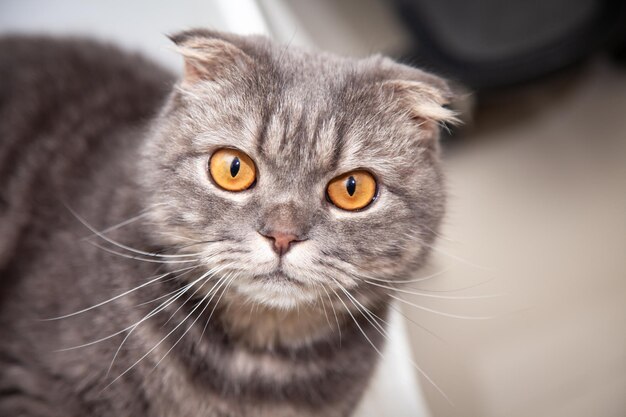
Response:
327,170,377,211
209,148,256,191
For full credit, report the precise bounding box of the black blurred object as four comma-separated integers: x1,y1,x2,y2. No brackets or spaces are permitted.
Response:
393,0,626,90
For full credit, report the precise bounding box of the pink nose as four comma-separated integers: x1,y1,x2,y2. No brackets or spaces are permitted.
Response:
261,231,300,256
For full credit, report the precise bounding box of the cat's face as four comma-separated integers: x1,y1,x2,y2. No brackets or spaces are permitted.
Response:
141,30,455,310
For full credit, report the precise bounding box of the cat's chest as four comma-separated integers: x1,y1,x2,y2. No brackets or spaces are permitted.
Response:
138,327,359,417
131,289,377,417
147,360,339,417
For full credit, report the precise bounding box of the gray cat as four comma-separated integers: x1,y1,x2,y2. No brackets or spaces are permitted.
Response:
0,29,456,417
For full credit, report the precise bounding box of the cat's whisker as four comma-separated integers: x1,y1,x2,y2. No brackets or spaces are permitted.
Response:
387,292,498,320
161,261,235,328
107,263,236,376
327,277,444,400
352,281,446,342
308,264,447,342
78,202,170,238
320,256,449,286
149,231,205,243
327,281,382,358
402,231,493,271
357,278,504,300
158,241,208,254
331,278,453,405
66,205,202,259
160,276,213,329
337,284,389,336
353,234,500,295
136,279,192,306
323,244,496,294
151,238,228,255
308,260,495,342
359,267,452,284
152,271,235,372
55,328,129,352
197,272,239,343
81,211,151,239
86,240,200,264
320,284,342,345
56,271,201,352
103,277,203,365
337,260,498,293
135,267,203,307
386,299,446,343
316,288,334,334
43,265,196,321
101,270,232,393
427,245,493,271
400,277,499,293
421,223,460,244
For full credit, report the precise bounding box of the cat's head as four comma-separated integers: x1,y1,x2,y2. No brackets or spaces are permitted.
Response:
141,30,456,310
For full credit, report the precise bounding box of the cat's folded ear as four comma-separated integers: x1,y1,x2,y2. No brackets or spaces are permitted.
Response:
378,58,461,137
168,29,253,84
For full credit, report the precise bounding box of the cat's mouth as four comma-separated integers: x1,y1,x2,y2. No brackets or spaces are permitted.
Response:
228,266,319,309
252,269,305,286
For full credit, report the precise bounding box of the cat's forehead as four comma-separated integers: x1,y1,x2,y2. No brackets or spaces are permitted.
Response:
185,49,426,183
254,71,419,178
249,93,410,183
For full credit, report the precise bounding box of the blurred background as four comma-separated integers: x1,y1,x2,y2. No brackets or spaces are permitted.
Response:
1,1,625,416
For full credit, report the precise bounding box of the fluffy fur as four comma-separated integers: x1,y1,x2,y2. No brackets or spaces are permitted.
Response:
0,30,454,417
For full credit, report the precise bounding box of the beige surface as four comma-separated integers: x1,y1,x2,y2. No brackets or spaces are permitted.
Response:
404,59,626,417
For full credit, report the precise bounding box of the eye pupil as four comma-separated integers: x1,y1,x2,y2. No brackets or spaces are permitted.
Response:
346,176,356,196
230,157,240,177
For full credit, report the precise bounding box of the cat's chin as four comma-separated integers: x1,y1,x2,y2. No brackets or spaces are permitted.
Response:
230,271,319,310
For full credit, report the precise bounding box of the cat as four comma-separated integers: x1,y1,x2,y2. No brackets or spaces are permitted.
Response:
0,29,456,417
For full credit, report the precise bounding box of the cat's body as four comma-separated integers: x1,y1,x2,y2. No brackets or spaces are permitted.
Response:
0,31,454,417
